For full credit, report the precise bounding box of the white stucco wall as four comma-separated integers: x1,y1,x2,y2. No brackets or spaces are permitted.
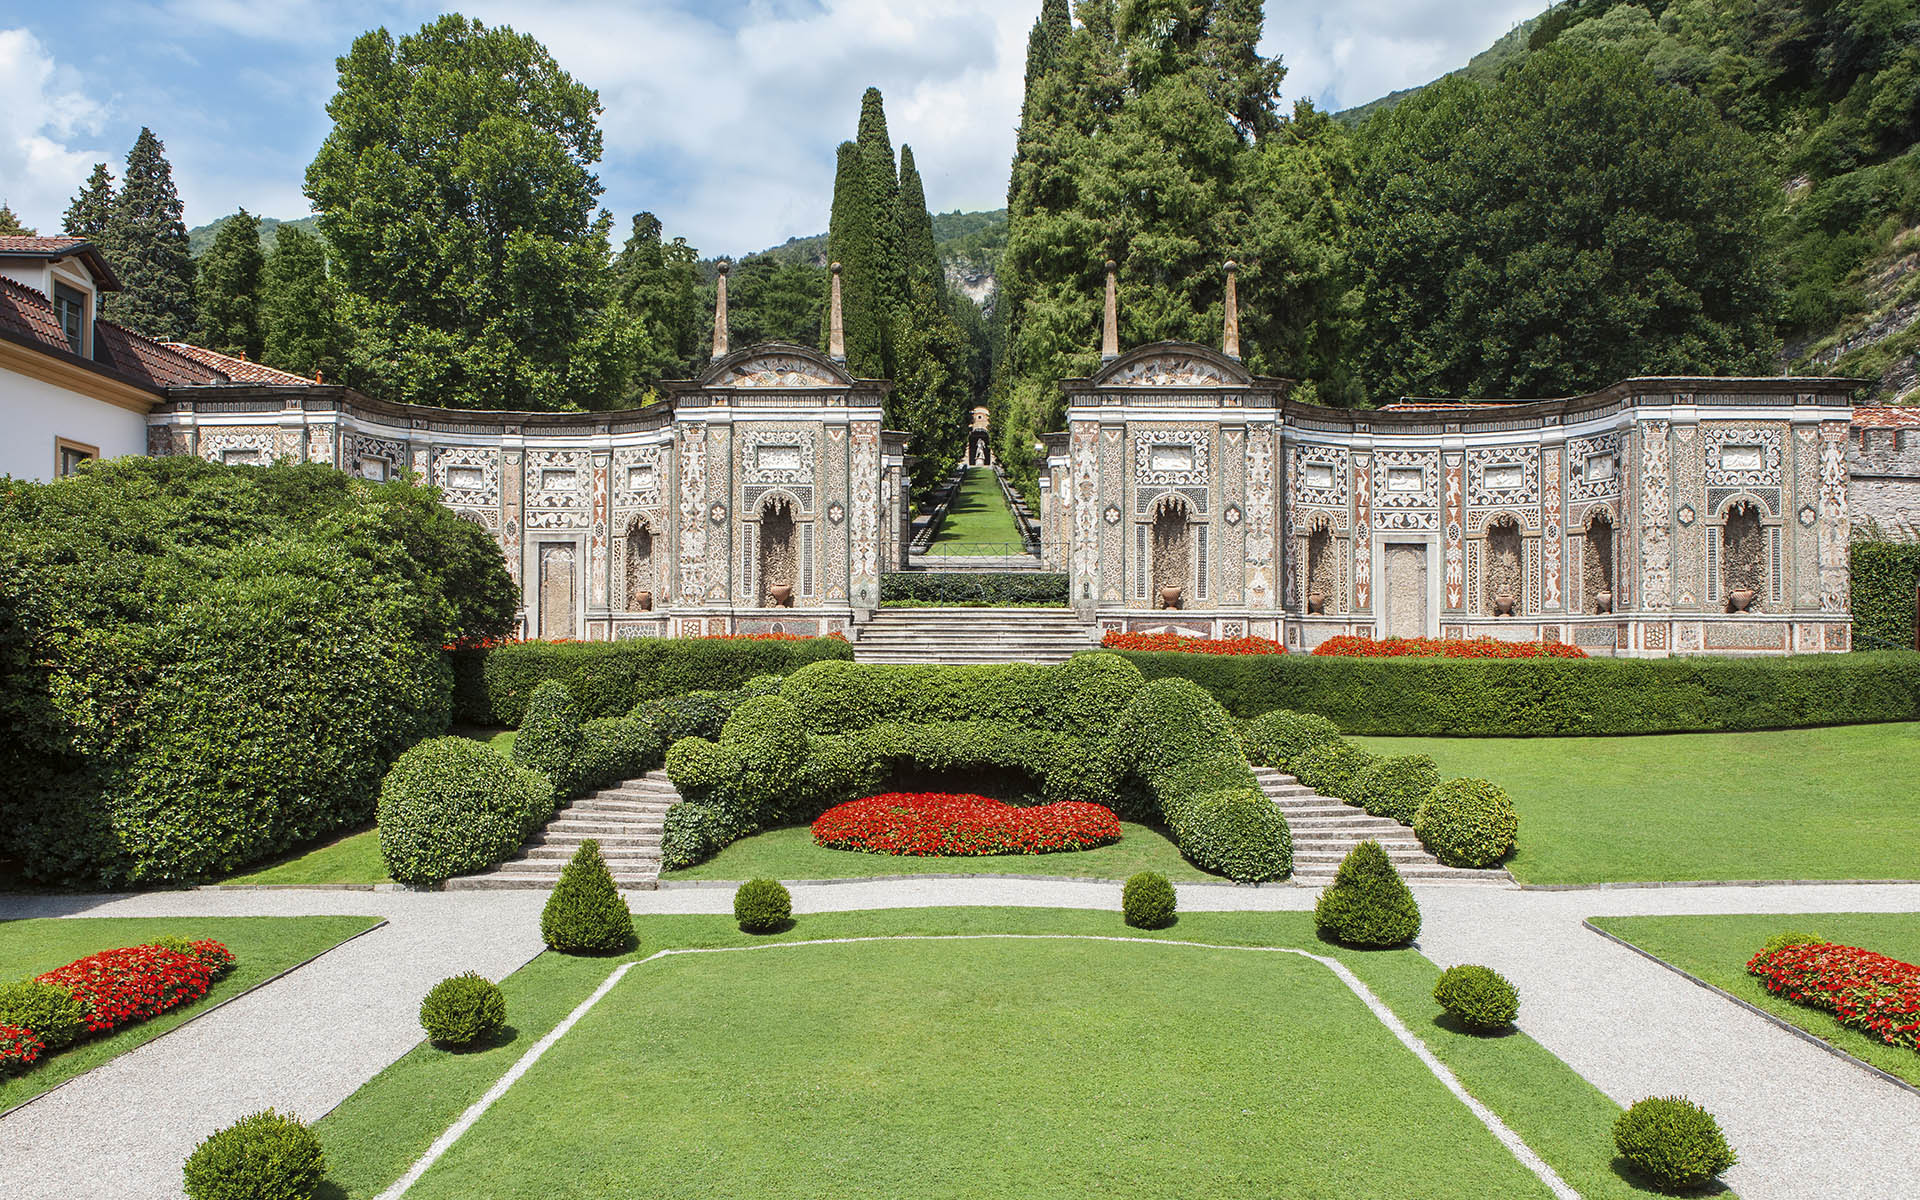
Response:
0,364,150,481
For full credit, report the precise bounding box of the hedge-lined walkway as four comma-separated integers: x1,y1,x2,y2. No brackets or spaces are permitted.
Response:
3,882,1918,1198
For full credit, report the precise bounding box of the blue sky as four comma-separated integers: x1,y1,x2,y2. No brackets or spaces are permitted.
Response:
0,1,1546,258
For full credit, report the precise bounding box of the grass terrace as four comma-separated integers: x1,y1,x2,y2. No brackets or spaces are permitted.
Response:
1592,912,1920,1089
926,467,1025,553
319,908,1654,1199
0,915,381,1111
1354,723,1920,885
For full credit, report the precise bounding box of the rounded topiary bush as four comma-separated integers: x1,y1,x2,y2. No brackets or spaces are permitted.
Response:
1613,1096,1737,1193
733,878,793,933
182,1107,326,1200
1244,709,1342,772
541,840,635,954
514,680,586,796
1413,778,1518,868
1313,840,1421,947
1123,871,1177,929
378,736,555,886
0,980,87,1051
419,972,506,1048
1355,754,1442,824
1432,964,1519,1031
1292,741,1375,803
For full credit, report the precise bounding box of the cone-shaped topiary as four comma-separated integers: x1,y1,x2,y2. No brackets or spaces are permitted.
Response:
733,878,792,933
1122,871,1177,929
1613,1096,1736,1192
540,840,634,954
419,972,507,1048
182,1107,325,1200
1314,840,1421,947
1432,964,1519,1031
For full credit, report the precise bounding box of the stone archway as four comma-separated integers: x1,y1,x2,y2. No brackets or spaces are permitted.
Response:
1722,500,1764,610
624,518,657,612
1581,511,1615,613
758,496,797,607
1150,495,1193,609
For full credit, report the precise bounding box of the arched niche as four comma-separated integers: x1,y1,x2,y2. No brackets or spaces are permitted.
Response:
1150,494,1193,609
1483,516,1523,616
1721,499,1765,611
758,495,797,607
1303,516,1337,613
624,516,657,612
1581,509,1615,613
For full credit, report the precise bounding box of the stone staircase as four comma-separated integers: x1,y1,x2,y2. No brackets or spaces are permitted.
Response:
1253,767,1512,888
447,771,676,891
852,607,1099,664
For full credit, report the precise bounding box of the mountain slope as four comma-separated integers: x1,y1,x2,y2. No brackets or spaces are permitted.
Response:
187,214,319,257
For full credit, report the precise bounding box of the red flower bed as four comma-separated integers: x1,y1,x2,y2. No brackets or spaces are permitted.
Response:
813,792,1121,857
0,1023,42,1075
1748,941,1920,1052
36,944,219,1035
1102,631,1286,655
1311,635,1587,659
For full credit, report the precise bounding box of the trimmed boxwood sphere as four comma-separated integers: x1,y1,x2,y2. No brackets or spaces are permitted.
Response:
1122,871,1177,929
1613,1096,1737,1192
419,972,506,1048
182,1107,326,1200
1431,964,1519,1031
378,736,554,886
734,878,792,933
0,980,87,1051
1413,778,1518,868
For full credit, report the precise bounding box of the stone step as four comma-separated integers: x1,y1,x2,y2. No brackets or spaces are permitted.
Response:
515,844,661,861
490,858,660,876
543,819,663,837
446,874,659,891
527,835,662,852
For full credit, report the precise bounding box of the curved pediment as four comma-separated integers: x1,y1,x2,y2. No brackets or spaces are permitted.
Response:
1091,343,1252,389
700,343,854,389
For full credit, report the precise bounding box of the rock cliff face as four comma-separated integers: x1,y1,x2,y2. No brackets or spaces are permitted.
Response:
945,258,996,306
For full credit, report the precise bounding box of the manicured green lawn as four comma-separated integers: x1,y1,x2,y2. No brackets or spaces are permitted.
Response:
663,821,1220,882
928,467,1024,553
0,915,381,1111
453,727,516,756
1354,723,1920,885
224,827,388,886
319,909,1655,1199
1592,912,1920,1088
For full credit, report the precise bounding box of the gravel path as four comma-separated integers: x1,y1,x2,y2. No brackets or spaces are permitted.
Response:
2,879,1916,1199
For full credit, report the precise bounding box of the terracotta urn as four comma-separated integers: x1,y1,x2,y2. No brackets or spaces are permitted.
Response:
768,583,794,608
1592,589,1612,615
1306,590,1326,615
1159,585,1184,610
1492,592,1517,617
633,590,653,612
1727,588,1756,613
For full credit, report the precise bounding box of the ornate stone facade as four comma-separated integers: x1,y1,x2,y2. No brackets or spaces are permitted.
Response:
1044,344,1859,655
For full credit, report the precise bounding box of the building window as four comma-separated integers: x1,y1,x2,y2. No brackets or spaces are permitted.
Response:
52,282,88,356
55,438,98,477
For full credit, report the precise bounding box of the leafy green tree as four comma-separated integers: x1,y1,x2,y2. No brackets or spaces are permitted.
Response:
724,253,828,347
101,128,196,341
261,224,344,380
305,15,636,410
196,209,266,359
0,205,33,236
895,146,942,293
822,140,886,375
857,87,904,342
62,164,113,240
611,211,704,388
1352,47,1778,402
891,274,970,492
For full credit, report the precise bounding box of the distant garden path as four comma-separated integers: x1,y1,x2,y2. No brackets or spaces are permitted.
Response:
927,467,1025,553
2,880,1918,1199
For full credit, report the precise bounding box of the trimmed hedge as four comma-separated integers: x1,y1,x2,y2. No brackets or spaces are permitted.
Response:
1243,709,1342,772
1852,539,1920,652
1112,649,1920,734
880,571,1069,606
1292,742,1375,803
779,655,1143,734
453,636,852,725
514,681,586,796
1613,1096,1737,1192
1414,779,1518,869
1355,754,1442,824
0,980,87,1051
377,737,554,886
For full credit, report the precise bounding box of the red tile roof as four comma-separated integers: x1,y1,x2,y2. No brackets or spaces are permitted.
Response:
1854,405,1920,428
162,341,316,386
0,235,86,254
0,275,71,350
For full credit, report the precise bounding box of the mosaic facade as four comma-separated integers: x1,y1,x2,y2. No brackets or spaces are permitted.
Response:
1044,342,1859,656
149,342,909,640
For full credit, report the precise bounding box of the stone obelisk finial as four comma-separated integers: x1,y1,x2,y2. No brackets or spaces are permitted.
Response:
712,260,730,359
828,261,846,361
1101,259,1119,361
1222,259,1241,360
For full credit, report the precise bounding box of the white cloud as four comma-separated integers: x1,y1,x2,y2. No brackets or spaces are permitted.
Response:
0,28,110,232
1265,2,1550,111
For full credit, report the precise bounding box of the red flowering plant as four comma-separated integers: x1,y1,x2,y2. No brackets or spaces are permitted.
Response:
701,632,850,642
0,1023,42,1075
1311,635,1587,659
1102,631,1286,655
1747,941,1920,1053
36,944,217,1035
813,792,1121,857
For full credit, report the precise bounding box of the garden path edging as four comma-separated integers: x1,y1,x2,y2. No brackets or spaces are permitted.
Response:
1580,919,1920,1100
1523,877,1920,891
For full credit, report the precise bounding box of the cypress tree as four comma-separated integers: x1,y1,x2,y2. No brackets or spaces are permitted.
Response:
823,140,885,376
195,209,266,359
895,145,942,292
0,205,32,236
62,163,113,240
856,87,903,359
101,128,196,341
261,224,343,379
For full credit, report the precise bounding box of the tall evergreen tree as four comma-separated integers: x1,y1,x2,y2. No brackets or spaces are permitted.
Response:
260,224,343,378
891,274,970,492
725,253,829,347
822,140,886,375
62,164,113,240
101,128,196,340
0,205,33,236
611,211,703,387
305,16,637,410
895,145,942,292
856,87,904,347
195,209,266,359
